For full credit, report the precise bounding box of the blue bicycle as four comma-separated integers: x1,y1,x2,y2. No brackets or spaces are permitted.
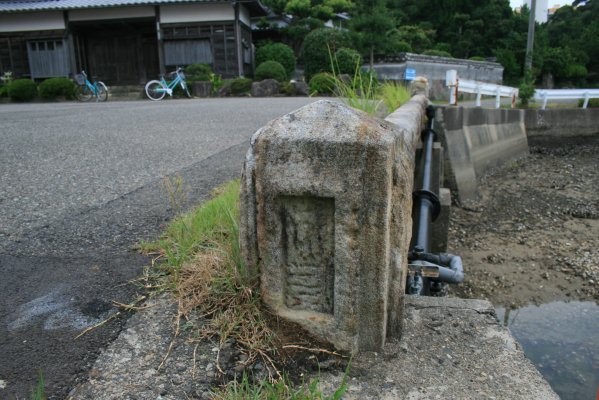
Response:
75,70,108,102
145,67,191,100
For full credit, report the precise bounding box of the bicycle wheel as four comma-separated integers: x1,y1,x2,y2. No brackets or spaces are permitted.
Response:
181,81,191,98
96,81,108,102
77,85,93,102
145,80,166,101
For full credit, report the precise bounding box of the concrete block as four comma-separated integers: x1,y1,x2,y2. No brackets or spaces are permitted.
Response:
435,106,527,206
317,296,559,399
240,98,427,353
431,188,451,253
524,108,599,139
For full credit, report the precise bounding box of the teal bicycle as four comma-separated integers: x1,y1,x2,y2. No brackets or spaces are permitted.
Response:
145,67,191,101
75,70,108,102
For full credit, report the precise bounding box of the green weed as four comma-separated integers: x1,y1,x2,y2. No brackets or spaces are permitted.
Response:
379,82,411,114
161,174,186,216
326,47,410,116
212,372,348,400
328,47,382,115
30,371,46,400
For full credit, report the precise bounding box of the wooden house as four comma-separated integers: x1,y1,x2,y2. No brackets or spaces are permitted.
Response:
0,0,267,84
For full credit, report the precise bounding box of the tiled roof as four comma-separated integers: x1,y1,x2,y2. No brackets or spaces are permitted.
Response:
0,0,266,14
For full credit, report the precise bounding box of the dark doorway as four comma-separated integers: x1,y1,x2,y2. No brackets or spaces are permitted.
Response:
72,20,158,84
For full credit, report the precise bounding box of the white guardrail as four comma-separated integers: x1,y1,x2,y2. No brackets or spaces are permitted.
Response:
446,69,599,109
446,69,518,108
534,88,599,109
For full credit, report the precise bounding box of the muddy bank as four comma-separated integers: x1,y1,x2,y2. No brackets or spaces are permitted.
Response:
449,134,599,308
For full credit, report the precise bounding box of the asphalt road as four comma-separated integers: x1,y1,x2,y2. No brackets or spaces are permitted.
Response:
0,97,320,399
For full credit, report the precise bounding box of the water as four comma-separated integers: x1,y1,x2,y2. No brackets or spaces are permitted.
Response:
496,301,599,400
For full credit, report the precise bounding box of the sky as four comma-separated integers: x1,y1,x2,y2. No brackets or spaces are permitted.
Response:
509,0,571,8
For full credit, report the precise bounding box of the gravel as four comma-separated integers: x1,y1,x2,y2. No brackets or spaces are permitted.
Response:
449,134,599,306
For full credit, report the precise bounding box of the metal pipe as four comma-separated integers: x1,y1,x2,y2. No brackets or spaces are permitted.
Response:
412,105,439,253
417,252,464,284
407,105,464,295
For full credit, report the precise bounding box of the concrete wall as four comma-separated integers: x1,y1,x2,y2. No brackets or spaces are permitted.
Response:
525,108,599,139
372,53,504,100
435,106,528,205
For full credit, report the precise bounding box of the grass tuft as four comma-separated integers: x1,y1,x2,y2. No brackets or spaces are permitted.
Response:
30,371,46,400
143,180,349,396
379,82,411,114
326,47,410,116
212,372,348,400
141,180,277,369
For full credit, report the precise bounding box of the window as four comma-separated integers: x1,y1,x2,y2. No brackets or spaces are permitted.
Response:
164,39,212,66
27,39,69,78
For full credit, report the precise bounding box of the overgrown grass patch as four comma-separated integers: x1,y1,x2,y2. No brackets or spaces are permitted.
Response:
140,181,274,356
141,180,348,396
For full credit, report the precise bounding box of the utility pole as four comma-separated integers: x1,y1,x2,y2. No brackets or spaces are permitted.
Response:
525,0,536,73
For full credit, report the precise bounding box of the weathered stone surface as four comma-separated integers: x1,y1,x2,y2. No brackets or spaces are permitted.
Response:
251,79,280,97
240,98,428,353
292,81,309,96
192,81,212,97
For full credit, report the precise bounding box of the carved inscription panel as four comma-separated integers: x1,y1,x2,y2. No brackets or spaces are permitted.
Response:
279,196,335,314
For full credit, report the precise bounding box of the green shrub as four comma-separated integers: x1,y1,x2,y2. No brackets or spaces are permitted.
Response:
334,48,362,75
566,64,587,83
423,49,453,58
0,71,13,97
254,61,287,82
301,28,351,80
389,40,412,53
38,77,76,100
309,72,335,95
7,79,37,102
185,63,213,81
469,56,486,61
255,42,296,77
230,77,252,95
280,81,296,96
518,72,536,107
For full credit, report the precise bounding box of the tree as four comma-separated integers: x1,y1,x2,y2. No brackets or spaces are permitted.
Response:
350,0,395,69
301,27,351,79
387,25,434,54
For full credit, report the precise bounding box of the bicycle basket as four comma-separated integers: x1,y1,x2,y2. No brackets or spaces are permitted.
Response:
179,71,186,80
74,74,86,86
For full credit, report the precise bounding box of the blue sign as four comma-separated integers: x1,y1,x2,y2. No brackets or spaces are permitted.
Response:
405,68,416,81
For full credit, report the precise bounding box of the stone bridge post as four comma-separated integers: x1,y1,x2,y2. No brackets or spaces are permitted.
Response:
240,97,428,353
